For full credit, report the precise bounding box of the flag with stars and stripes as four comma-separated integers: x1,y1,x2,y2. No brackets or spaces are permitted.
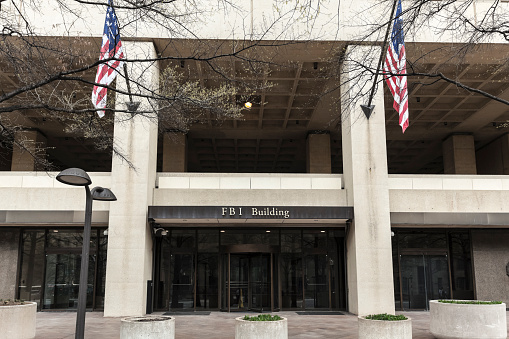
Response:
383,0,409,133
91,0,124,118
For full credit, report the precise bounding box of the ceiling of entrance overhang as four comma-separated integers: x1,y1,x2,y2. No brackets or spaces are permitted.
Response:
2,39,509,174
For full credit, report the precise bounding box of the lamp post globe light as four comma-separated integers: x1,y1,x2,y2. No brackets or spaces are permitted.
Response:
56,168,116,339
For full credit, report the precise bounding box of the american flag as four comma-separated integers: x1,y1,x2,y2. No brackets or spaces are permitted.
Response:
91,0,124,118
383,0,408,133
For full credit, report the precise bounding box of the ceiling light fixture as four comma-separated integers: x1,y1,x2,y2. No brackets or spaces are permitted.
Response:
244,102,252,109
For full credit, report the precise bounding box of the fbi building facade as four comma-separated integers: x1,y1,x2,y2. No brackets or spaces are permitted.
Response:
0,0,508,317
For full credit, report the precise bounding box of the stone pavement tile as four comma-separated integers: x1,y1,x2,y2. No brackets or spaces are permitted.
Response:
33,310,509,339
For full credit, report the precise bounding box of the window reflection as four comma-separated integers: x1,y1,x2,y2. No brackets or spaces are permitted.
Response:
18,228,107,311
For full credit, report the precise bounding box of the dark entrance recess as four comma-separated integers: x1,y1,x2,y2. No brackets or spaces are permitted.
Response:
392,230,474,311
152,228,347,312
17,228,108,311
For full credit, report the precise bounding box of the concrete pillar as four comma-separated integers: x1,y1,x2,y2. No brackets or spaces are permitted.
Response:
443,134,477,174
0,230,19,299
476,134,509,175
306,133,331,173
162,132,187,172
11,130,46,171
341,45,395,316
104,41,159,317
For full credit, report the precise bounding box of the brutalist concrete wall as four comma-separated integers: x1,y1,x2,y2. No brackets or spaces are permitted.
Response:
0,230,19,299
472,230,509,304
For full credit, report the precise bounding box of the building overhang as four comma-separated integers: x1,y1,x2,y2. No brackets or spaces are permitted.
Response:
148,206,353,226
391,212,509,228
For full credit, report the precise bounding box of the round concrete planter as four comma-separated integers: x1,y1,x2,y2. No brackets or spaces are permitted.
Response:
0,301,36,339
430,300,507,339
120,316,175,339
235,316,288,339
358,315,412,339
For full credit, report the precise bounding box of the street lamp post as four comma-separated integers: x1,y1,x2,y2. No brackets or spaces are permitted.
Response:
56,168,117,339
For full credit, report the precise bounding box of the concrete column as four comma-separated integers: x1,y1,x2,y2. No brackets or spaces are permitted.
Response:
0,230,19,299
306,133,331,173
104,41,159,317
442,134,477,174
11,130,46,171
476,134,509,175
162,132,187,172
341,45,395,316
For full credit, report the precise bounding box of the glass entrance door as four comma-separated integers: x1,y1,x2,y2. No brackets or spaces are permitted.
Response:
400,254,450,310
249,254,271,312
224,252,272,312
43,253,95,310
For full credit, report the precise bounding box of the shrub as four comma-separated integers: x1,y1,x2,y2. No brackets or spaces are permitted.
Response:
438,300,502,305
243,314,282,321
0,299,26,306
365,313,407,321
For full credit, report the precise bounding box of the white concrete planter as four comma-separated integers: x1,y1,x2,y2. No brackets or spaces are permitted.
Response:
0,301,36,339
430,300,507,339
358,315,412,339
120,316,175,339
235,316,288,339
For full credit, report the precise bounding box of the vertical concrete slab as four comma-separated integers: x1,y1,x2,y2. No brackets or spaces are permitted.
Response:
341,45,395,316
443,134,477,174
162,132,187,172
0,230,19,299
306,133,331,173
104,41,159,317
11,130,47,171
471,230,509,305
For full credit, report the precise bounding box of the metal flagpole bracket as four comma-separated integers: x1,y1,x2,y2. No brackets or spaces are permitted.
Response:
360,0,400,120
360,105,375,119
126,101,140,112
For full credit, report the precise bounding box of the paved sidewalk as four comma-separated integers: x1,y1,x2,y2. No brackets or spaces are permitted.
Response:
35,311,509,339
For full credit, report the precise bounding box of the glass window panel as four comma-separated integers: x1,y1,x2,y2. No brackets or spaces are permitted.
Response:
18,230,45,307
220,229,277,245
329,234,345,310
392,234,401,310
304,254,329,309
449,232,474,300
171,230,195,249
399,232,447,249
197,230,219,252
250,254,271,311
280,253,303,309
169,254,195,310
47,230,97,249
43,253,95,310
155,237,171,310
94,229,108,309
196,253,218,309
303,230,326,250
281,230,301,253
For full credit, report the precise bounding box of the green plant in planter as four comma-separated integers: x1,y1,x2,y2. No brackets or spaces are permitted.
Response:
243,314,282,321
365,313,407,321
438,300,502,305
0,299,26,306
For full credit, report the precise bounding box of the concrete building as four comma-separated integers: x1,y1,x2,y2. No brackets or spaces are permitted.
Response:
0,0,508,318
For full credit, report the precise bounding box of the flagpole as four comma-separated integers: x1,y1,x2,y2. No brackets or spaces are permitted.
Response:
110,0,140,113
360,0,400,119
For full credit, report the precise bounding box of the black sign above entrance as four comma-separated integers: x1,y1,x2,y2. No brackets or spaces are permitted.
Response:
148,206,353,220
